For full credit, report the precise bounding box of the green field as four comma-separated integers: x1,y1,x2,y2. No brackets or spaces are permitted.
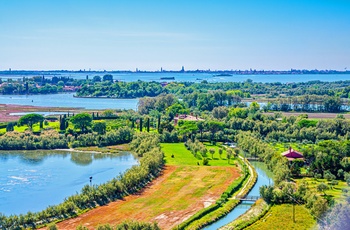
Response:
246,204,317,230
0,121,60,134
295,177,348,203
161,143,237,166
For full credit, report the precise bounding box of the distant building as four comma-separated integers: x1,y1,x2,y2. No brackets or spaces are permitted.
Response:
181,66,185,72
174,113,203,126
281,147,304,161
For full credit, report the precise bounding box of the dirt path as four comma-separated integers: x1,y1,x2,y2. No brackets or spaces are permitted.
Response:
50,165,239,230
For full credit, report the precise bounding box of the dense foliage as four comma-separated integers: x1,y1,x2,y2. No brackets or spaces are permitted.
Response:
76,80,350,99
0,130,68,150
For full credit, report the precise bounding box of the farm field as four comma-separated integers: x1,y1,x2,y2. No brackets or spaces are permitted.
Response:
246,204,317,230
295,177,348,203
53,143,241,229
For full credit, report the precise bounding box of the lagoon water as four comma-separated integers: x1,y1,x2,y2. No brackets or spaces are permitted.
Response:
0,93,138,110
1,72,350,83
1,73,350,110
0,151,137,216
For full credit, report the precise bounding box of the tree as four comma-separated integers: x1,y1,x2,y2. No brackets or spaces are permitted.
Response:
139,118,143,132
212,106,229,119
340,157,350,171
93,121,107,135
324,170,336,181
146,117,150,132
157,115,161,133
249,101,260,113
102,109,115,117
60,116,67,131
209,148,215,159
103,74,113,82
219,148,223,159
344,172,350,186
227,148,232,164
6,122,14,132
207,121,225,142
18,113,44,130
93,75,101,82
197,121,205,141
70,113,92,133
317,183,328,195
233,148,239,158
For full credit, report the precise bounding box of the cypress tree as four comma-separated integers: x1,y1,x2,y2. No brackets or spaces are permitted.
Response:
157,115,161,133
140,118,143,132
147,118,150,132
60,117,66,131
6,122,14,132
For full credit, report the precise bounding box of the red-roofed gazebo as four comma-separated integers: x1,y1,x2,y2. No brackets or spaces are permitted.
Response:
281,147,304,161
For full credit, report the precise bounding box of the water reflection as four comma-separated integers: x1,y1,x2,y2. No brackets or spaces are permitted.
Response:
0,150,137,215
70,152,93,166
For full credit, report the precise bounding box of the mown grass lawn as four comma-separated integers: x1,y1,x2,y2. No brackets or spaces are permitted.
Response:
0,121,60,133
246,204,317,230
161,143,237,166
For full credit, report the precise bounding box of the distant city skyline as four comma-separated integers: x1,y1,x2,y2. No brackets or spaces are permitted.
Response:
1,0,350,71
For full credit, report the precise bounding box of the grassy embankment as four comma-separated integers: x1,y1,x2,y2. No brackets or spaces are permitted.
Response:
55,142,241,229
219,199,269,230
246,204,317,230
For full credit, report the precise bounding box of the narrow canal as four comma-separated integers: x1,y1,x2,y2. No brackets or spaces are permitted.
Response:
203,161,273,229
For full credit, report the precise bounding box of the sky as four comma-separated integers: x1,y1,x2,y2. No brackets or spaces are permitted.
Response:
0,0,350,71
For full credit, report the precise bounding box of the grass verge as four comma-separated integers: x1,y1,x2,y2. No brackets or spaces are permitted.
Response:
219,199,270,230
246,204,317,230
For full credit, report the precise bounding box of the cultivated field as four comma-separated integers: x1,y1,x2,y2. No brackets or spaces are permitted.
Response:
54,143,241,229
246,204,317,230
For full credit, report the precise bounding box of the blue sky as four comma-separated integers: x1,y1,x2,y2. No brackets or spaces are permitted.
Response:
0,0,349,71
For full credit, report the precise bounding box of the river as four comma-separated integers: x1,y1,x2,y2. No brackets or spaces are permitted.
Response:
203,161,273,229
0,150,137,216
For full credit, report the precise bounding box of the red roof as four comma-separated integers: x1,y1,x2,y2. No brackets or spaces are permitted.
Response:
282,148,304,161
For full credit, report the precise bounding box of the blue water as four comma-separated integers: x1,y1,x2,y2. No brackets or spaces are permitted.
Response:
0,93,138,110
203,161,273,229
0,151,137,216
1,72,350,83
